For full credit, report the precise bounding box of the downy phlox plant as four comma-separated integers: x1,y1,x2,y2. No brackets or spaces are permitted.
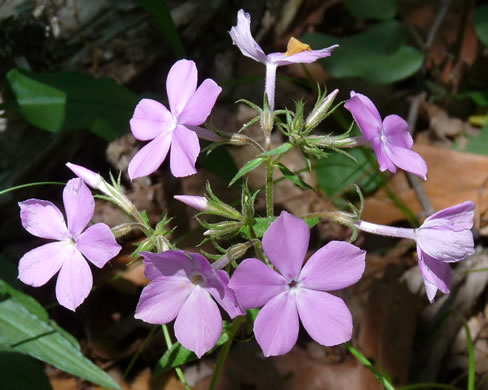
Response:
15,8,476,388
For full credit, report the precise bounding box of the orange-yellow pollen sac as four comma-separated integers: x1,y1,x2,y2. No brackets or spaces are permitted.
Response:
191,274,204,286
284,37,312,56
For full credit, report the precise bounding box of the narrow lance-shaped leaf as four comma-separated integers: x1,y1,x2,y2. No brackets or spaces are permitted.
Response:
228,157,265,187
276,162,315,191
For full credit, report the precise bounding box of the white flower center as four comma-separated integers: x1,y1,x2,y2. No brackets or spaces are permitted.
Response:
167,115,178,133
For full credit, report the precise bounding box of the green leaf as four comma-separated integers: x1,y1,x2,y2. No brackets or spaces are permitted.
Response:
303,21,423,84
228,157,265,187
156,322,231,375
462,123,488,155
475,5,488,46
260,142,293,157
0,291,120,389
0,350,52,390
240,216,320,240
6,69,66,131
137,0,185,57
0,279,48,321
276,162,315,191
343,0,397,20
6,69,139,141
315,148,382,197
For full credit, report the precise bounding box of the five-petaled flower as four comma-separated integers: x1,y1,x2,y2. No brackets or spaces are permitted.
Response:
344,91,427,180
355,201,475,302
229,211,366,357
135,250,244,358
18,178,121,311
128,59,222,180
229,9,338,111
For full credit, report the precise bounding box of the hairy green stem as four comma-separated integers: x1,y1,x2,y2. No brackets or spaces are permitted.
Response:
162,324,190,390
265,159,274,217
209,316,246,390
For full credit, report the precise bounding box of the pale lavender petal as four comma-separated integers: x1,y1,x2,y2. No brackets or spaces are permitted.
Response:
299,241,365,291
169,125,200,177
229,9,268,64
209,270,245,319
174,195,208,211
76,223,121,268
416,227,474,262
18,242,68,287
424,280,438,303
229,258,287,308
174,287,222,358
262,211,309,280
130,98,174,141
384,144,427,180
178,79,222,126
418,247,451,298
128,131,172,180
141,250,194,281
135,278,193,324
185,125,225,142
372,140,397,173
254,291,299,357
296,289,352,346
424,201,475,231
55,247,92,311
382,114,413,149
344,92,382,141
66,163,103,190
63,178,94,237
267,45,339,66
19,199,68,240
166,59,197,116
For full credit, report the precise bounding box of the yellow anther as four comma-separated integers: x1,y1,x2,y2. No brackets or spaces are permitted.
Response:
284,37,312,56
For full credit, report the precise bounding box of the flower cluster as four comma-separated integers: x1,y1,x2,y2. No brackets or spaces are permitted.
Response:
16,8,476,375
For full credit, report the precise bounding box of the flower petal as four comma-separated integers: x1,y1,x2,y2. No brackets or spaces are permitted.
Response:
384,144,427,180
169,125,200,177
267,45,338,66
424,280,438,303
416,226,474,262
18,242,68,287
209,270,245,319
254,291,299,357
299,241,365,291
166,59,197,116
141,250,194,281
19,199,68,240
76,223,121,268
130,98,174,141
372,140,397,173
229,258,287,308
382,114,412,149
296,289,353,346
418,248,451,300
63,179,94,237
135,277,193,324
262,211,309,280
55,247,92,311
174,286,222,358
178,79,222,126
344,92,382,141
424,201,475,231
128,132,172,180
229,9,268,64
174,195,208,211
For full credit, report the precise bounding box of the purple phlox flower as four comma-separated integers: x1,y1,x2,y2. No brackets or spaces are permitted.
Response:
355,201,475,303
135,250,244,358
174,195,208,211
344,91,427,180
415,201,475,302
229,9,338,111
18,178,121,311
128,59,222,180
229,211,366,357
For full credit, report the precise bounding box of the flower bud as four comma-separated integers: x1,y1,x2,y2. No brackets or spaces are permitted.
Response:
203,221,243,238
66,162,112,197
304,89,339,131
174,195,208,211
